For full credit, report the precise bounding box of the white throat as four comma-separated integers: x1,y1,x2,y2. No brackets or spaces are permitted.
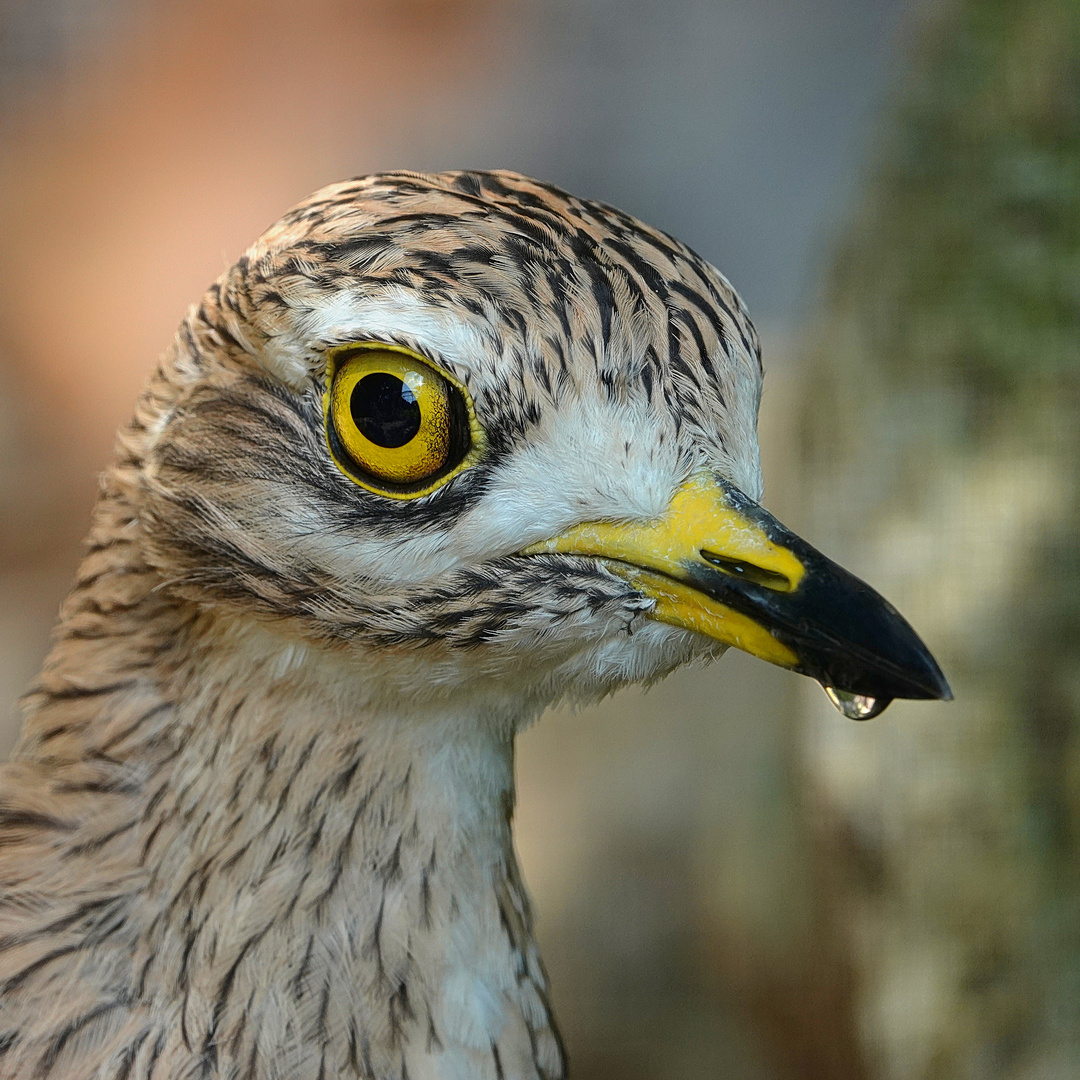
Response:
128,616,567,1080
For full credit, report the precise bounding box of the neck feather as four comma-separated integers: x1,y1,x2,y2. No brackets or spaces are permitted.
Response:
4,564,566,1080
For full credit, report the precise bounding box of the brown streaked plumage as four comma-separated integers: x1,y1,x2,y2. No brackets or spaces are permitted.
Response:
0,170,947,1079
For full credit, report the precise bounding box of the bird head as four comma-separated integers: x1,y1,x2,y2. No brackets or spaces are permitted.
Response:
135,171,949,722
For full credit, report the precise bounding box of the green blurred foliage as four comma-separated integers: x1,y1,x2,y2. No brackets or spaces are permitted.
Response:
834,0,1080,385
800,1,1080,1076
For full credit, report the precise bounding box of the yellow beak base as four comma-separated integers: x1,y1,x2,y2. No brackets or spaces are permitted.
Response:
523,473,802,668
604,563,799,667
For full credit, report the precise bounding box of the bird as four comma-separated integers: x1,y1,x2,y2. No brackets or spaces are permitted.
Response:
0,170,950,1080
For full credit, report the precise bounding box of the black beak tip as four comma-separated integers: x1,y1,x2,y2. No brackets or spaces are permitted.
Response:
889,614,954,703
795,597,955,706
816,648,954,705
866,626,955,704
815,645,952,720
897,663,954,703
924,660,954,702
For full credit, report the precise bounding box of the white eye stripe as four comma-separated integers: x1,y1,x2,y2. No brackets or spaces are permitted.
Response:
319,290,493,376
253,286,496,390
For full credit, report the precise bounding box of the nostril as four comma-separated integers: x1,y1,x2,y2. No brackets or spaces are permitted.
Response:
700,550,793,592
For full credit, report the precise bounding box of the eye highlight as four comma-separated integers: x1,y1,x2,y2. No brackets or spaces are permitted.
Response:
324,344,482,497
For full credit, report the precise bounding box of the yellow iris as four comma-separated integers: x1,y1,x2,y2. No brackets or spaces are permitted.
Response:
325,344,484,497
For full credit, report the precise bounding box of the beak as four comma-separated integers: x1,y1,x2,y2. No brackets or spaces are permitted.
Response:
523,472,952,718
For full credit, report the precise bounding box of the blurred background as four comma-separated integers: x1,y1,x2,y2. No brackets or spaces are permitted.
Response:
1,0,1077,1077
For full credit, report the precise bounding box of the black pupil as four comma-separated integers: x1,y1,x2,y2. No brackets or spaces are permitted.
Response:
350,373,422,448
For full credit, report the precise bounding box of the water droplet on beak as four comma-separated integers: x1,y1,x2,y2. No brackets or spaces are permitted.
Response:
823,685,891,721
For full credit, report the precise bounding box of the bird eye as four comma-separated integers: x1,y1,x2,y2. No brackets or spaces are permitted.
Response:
325,345,480,497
